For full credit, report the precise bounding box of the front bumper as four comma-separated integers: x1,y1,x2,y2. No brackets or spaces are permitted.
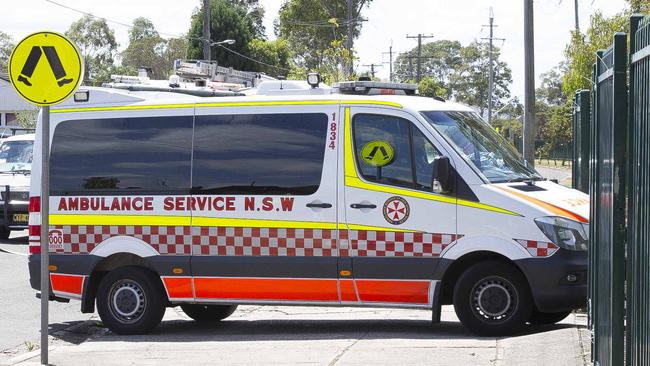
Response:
515,248,588,313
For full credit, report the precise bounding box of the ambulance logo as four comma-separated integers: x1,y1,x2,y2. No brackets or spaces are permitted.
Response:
383,196,410,225
48,229,64,250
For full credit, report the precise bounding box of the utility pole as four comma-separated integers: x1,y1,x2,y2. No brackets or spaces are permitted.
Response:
523,0,536,166
347,0,354,77
202,0,211,61
407,52,414,81
406,33,434,82
382,43,393,82
482,8,504,125
363,63,382,79
574,0,579,31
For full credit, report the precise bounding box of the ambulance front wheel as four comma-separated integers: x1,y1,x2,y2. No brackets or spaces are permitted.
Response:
181,304,238,322
453,261,533,337
96,266,166,335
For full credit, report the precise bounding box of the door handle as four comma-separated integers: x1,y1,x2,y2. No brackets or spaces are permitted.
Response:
306,202,333,208
350,203,377,209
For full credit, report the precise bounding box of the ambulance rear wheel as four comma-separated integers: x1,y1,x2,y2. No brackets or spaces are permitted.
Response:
97,266,166,335
181,304,237,322
453,261,532,337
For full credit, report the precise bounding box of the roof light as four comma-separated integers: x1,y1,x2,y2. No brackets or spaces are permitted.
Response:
307,73,321,88
73,90,89,102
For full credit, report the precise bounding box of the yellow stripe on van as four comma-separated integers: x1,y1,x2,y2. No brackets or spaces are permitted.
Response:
191,217,337,229
49,214,191,226
51,100,402,114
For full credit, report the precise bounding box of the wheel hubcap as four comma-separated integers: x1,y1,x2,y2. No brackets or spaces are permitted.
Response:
471,276,517,322
109,280,146,324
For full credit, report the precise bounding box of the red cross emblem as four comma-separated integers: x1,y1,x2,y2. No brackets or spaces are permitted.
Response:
383,196,410,225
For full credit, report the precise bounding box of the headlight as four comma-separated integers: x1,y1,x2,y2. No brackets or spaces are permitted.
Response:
534,216,589,251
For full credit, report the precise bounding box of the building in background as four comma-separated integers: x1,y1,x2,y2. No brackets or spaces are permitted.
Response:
0,72,33,126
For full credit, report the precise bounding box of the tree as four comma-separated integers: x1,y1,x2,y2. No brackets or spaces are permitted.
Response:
562,11,627,97
538,103,572,162
186,0,258,69
537,65,566,106
394,40,462,97
246,39,291,77
0,31,14,73
65,15,118,85
451,42,512,116
122,18,167,79
277,0,371,70
16,108,39,129
417,76,447,99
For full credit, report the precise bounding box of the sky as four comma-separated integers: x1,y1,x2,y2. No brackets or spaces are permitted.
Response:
2,0,628,100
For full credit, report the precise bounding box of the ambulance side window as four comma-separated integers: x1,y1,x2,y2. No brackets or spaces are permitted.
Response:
353,114,441,192
192,113,328,195
50,116,193,195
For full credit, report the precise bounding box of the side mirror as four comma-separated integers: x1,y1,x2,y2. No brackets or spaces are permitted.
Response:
432,156,453,194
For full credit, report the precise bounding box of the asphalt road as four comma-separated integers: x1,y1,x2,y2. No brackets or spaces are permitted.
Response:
0,230,95,361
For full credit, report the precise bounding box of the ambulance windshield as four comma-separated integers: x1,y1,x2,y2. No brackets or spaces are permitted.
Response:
421,111,540,183
0,140,33,174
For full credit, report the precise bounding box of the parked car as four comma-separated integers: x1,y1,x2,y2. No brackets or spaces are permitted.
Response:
0,133,33,238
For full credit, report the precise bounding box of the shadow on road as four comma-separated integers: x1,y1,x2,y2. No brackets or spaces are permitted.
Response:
94,318,578,343
2,234,28,246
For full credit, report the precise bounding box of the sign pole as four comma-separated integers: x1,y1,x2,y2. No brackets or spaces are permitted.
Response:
40,105,49,365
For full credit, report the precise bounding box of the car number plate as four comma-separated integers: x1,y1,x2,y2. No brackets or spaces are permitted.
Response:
13,214,28,223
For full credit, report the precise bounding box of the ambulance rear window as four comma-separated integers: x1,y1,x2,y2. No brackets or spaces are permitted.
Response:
50,116,193,195
192,113,328,195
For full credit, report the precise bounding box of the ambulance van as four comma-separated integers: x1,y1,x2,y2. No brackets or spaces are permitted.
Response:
28,79,589,336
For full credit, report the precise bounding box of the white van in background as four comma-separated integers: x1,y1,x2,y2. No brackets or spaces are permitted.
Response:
0,134,34,238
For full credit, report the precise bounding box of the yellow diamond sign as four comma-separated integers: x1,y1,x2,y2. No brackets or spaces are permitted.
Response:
8,31,83,106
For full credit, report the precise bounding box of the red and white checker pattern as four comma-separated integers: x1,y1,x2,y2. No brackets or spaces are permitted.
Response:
190,227,337,256
342,230,460,257
50,225,193,255
515,239,558,257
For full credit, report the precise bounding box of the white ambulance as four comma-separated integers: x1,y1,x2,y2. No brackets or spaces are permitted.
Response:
28,78,589,336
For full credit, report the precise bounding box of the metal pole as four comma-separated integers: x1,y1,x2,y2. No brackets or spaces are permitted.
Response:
488,8,494,125
416,34,422,82
574,0,579,31
40,106,50,365
389,45,393,82
347,0,354,77
202,0,211,61
408,52,413,81
523,0,536,166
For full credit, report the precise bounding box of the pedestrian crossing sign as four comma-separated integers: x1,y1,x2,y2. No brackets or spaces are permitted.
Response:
8,31,83,106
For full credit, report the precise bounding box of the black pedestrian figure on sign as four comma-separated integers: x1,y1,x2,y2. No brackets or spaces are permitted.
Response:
17,46,73,87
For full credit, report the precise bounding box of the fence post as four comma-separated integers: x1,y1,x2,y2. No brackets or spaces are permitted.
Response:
572,90,590,193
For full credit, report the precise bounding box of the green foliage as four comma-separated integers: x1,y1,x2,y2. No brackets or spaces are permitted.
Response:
417,77,447,99
537,66,566,106
277,0,370,71
0,31,14,73
562,11,627,97
538,102,572,159
93,64,137,85
394,40,462,97
16,108,38,129
246,39,291,77
65,15,118,85
452,42,512,116
186,0,257,68
122,18,188,79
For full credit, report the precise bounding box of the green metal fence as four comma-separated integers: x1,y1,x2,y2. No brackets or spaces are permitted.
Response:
589,32,627,366
571,90,589,193
626,15,650,366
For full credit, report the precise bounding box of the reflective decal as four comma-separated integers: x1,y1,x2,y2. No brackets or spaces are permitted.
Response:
360,140,395,167
383,196,410,225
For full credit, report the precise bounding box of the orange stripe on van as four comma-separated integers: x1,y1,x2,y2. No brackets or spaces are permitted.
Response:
355,280,430,304
496,186,588,223
339,279,359,302
50,274,84,296
162,277,193,299
193,278,339,302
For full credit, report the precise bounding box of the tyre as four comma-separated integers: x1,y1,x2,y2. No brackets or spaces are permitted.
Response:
96,266,166,335
528,310,571,325
453,260,532,337
0,227,10,240
181,304,237,322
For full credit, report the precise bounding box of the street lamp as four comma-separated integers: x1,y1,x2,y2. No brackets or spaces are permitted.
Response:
211,39,236,46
